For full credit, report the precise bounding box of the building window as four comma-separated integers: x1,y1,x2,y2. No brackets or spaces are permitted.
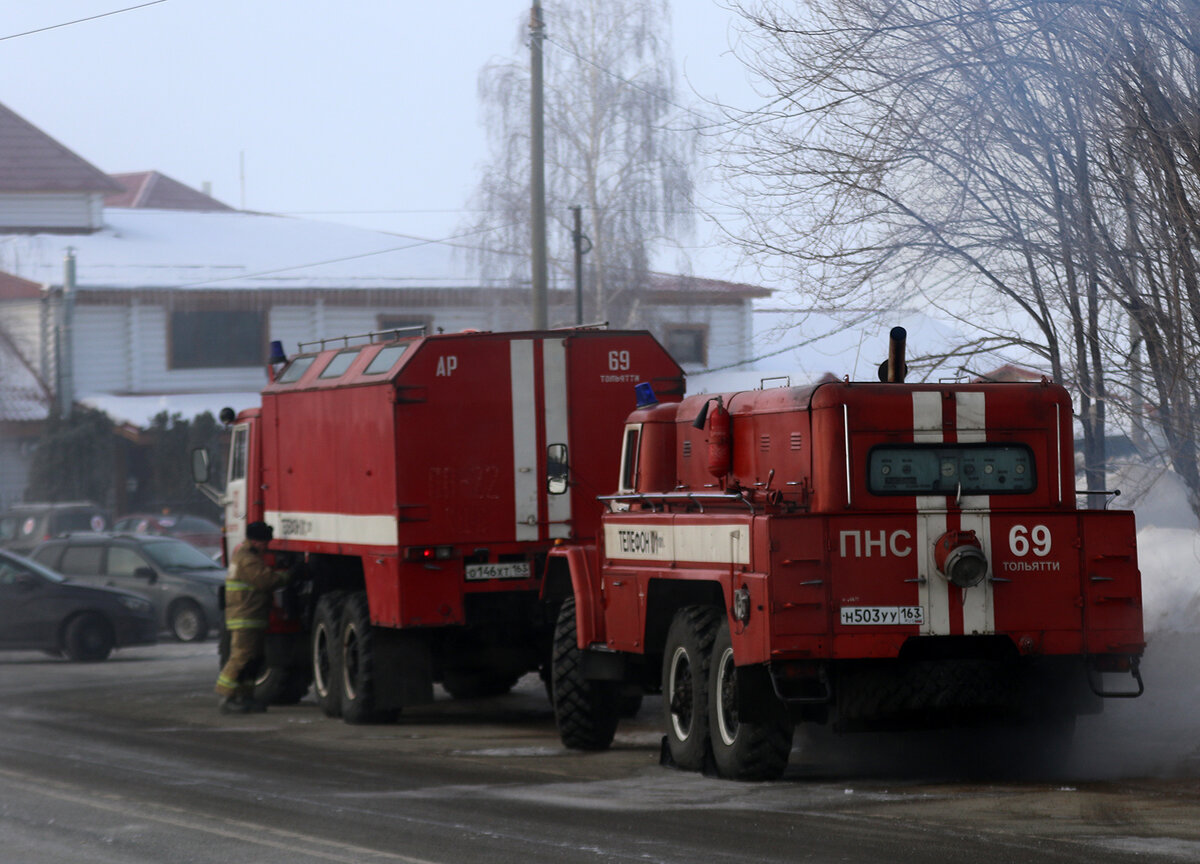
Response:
169,310,264,369
664,325,708,366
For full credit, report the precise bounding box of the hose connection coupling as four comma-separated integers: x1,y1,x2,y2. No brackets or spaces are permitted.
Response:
934,529,988,588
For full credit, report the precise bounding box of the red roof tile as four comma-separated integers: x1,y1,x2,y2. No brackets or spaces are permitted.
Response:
0,102,122,194
106,171,233,211
0,270,42,299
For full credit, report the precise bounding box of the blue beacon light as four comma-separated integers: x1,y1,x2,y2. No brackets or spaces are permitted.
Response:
634,382,658,408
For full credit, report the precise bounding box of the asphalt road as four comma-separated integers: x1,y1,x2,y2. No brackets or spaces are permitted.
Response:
0,636,1199,863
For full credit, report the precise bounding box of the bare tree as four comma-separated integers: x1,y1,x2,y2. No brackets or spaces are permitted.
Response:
726,0,1200,515
469,0,696,326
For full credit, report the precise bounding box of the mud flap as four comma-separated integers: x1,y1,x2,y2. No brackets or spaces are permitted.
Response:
372,629,434,710
736,662,782,723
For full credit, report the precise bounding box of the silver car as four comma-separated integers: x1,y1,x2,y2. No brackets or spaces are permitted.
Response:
30,533,225,642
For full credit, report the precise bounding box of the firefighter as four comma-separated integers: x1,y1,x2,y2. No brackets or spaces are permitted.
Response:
215,521,290,714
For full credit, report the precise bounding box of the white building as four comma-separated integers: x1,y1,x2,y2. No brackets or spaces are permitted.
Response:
0,101,766,507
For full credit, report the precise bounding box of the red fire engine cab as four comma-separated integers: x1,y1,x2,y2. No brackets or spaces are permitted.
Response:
547,328,1144,780
194,327,682,721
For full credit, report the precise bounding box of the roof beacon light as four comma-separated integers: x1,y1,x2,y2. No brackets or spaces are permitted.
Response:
635,382,658,408
268,340,288,365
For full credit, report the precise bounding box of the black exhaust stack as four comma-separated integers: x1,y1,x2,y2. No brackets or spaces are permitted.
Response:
877,326,908,383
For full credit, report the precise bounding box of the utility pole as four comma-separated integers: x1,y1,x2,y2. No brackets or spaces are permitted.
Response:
529,1,549,330
570,205,592,326
58,248,76,419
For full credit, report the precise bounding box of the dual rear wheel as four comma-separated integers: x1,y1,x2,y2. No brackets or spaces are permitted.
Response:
310,590,398,724
662,605,793,781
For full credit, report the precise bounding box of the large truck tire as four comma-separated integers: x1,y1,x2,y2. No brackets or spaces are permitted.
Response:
340,591,399,724
708,619,793,780
662,605,721,771
311,592,345,718
552,595,619,750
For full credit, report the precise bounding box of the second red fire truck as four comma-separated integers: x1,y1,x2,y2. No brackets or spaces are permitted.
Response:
545,328,1145,779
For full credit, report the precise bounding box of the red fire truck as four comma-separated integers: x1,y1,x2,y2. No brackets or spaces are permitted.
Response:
546,328,1144,779
194,327,682,721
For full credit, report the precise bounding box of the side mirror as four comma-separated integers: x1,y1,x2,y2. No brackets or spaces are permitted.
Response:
14,572,38,592
191,448,211,484
547,443,569,495
134,567,158,584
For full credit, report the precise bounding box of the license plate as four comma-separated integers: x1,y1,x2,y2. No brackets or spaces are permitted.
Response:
840,606,924,626
464,562,532,582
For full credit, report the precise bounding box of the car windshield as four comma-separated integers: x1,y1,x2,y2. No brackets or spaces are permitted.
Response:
141,538,224,571
0,551,65,583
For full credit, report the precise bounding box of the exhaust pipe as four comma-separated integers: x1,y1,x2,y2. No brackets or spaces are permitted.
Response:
878,326,907,383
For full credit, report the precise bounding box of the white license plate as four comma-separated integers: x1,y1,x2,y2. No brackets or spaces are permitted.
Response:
840,606,924,626
465,562,532,582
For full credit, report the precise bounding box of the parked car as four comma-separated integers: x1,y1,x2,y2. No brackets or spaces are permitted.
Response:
0,502,110,554
113,513,223,560
30,533,225,643
0,548,156,661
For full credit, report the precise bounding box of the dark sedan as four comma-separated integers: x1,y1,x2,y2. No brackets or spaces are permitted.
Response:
0,549,157,661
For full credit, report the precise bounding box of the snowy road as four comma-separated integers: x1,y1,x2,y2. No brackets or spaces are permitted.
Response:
0,641,1197,863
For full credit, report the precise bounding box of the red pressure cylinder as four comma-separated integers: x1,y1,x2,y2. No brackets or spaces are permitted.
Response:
706,397,732,478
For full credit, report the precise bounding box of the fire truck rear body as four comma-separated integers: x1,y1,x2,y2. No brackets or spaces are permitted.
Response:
549,347,1144,778
213,328,682,716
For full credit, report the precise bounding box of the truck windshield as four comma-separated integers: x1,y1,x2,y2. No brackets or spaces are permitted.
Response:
868,444,1035,495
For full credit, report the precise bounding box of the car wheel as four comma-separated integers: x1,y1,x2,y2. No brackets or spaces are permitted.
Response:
169,599,207,642
63,613,115,662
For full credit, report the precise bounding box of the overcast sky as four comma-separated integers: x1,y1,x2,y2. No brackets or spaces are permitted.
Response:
0,1,760,280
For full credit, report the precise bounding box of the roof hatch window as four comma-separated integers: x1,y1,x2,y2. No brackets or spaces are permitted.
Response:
319,349,361,379
365,344,408,375
277,355,315,384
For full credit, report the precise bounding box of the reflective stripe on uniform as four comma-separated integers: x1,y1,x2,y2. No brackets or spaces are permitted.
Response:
225,618,269,629
225,581,252,591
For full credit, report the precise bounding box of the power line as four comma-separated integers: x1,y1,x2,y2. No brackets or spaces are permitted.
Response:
0,1,170,42
173,222,519,288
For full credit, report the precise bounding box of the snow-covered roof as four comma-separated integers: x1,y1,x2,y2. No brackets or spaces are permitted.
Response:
0,208,480,292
